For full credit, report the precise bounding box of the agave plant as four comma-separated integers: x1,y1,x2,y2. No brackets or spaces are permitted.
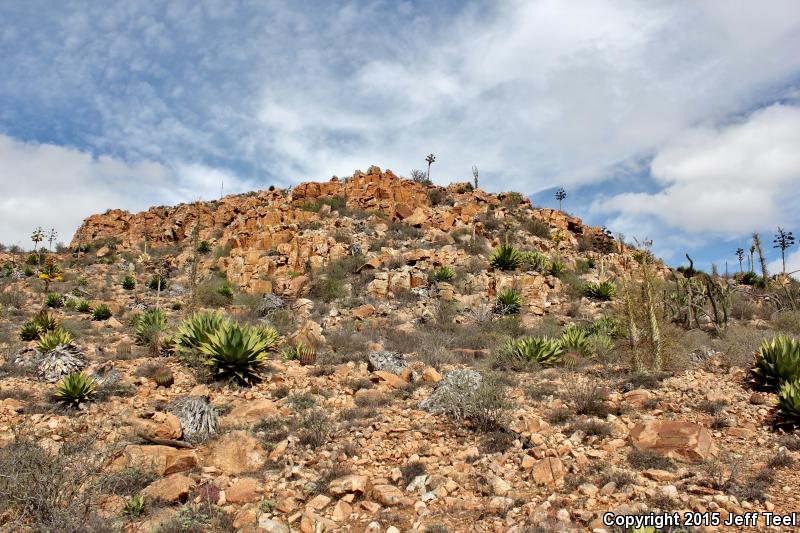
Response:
37,327,72,353
174,310,228,353
37,344,86,383
199,322,269,384
122,275,136,290
520,251,550,272
590,315,624,338
148,273,169,291
44,293,64,308
253,325,280,352
548,260,566,277
75,299,91,313
495,288,522,315
134,308,168,346
489,245,522,271
583,280,616,301
500,337,564,366
167,395,218,443
432,266,455,282
92,304,113,321
752,335,800,389
559,324,591,357
19,321,42,341
777,379,800,426
32,311,59,333
53,372,96,407
123,495,145,516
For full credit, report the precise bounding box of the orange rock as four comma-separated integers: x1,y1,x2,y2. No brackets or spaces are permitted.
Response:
226,477,262,504
115,445,197,476
143,474,193,502
629,420,716,463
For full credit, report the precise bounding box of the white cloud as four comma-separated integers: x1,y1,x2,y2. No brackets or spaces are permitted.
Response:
0,135,252,247
593,104,800,235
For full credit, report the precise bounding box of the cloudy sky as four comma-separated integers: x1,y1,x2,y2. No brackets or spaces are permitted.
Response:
1,0,799,274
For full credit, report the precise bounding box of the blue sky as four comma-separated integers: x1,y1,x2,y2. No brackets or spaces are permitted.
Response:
1,0,799,275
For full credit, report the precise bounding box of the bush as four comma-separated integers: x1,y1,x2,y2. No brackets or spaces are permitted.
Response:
197,275,235,307
549,260,566,277
54,372,96,407
148,273,169,291
494,288,522,315
198,322,270,384
583,280,616,300
37,327,72,353
773,310,800,335
197,240,212,254
0,437,113,532
45,293,64,308
122,275,136,290
309,257,361,303
432,266,455,282
92,304,112,321
521,218,550,238
489,245,522,271
297,408,332,447
520,251,549,272
500,337,564,366
752,335,800,389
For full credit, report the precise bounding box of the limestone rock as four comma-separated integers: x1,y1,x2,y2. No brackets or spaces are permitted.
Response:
630,420,716,463
142,474,193,502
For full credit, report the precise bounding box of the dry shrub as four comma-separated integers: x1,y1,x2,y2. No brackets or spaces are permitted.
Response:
715,325,772,368
772,310,800,335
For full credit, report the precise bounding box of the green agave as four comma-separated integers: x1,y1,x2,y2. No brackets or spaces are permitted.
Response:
19,321,42,341
752,335,800,389
520,251,550,272
174,310,229,353
549,260,566,276
134,308,168,345
489,245,522,271
32,311,59,333
199,322,269,384
432,266,455,282
37,327,72,353
253,325,281,352
92,303,112,321
501,337,564,366
583,280,616,300
54,372,96,407
777,379,800,426
559,324,591,357
495,288,522,315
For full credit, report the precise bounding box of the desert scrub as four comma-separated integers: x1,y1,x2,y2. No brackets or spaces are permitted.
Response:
148,273,169,291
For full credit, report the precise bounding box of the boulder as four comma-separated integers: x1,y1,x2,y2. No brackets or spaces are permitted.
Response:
629,420,716,463
531,457,565,487
116,445,197,476
204,431,267,475
328,475,370,496
142,474,193,502
223,399,280,427
226,477,262,504
367,351,408,375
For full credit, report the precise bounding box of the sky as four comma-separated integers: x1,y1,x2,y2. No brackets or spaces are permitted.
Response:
1,0,799,275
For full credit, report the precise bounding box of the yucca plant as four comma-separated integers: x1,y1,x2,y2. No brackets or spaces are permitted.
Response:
76,299,91,313
501,337,564,366
777,379,800,426
133,308,168,346
432,266,455,282
559,324,591,357
752,335,800,389
495,288,522,315
583,280,616,301
489,245,522,271
19,321,42,341
174,310,228,353
53,372,96,407
282,343,316,365
37,327,72,353
199,322,269,384
92,304,112,321
122,275,136,290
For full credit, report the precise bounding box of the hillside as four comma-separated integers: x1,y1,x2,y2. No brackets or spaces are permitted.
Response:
1,166,799,532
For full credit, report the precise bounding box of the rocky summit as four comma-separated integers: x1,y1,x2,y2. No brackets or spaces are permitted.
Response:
1,166,799,532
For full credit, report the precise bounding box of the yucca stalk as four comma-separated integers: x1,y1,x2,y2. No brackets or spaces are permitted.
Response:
753,233,769,283
640,253,663,371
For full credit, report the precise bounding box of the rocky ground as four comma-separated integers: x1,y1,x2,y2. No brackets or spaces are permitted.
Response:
1,167,799,532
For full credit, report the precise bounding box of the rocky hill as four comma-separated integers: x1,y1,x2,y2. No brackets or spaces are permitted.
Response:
1,166,799,532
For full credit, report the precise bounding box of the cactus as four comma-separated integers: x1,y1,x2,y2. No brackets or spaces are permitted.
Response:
154,367,174,388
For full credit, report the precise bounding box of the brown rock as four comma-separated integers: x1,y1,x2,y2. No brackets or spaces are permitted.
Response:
422,367,442,383
204,431,267,475
331,499,352,521
223,399,280,427
372,484,412,507
142,474,193,502
116,445,197,476
531,457,564,487
630,420,716,463
352,304,376,320
328,475,370,496
226,477,262,504
371,370,408,389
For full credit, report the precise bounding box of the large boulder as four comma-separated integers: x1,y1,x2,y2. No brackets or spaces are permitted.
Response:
630,420,716,463
114,445,198,476
204,431,266,475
